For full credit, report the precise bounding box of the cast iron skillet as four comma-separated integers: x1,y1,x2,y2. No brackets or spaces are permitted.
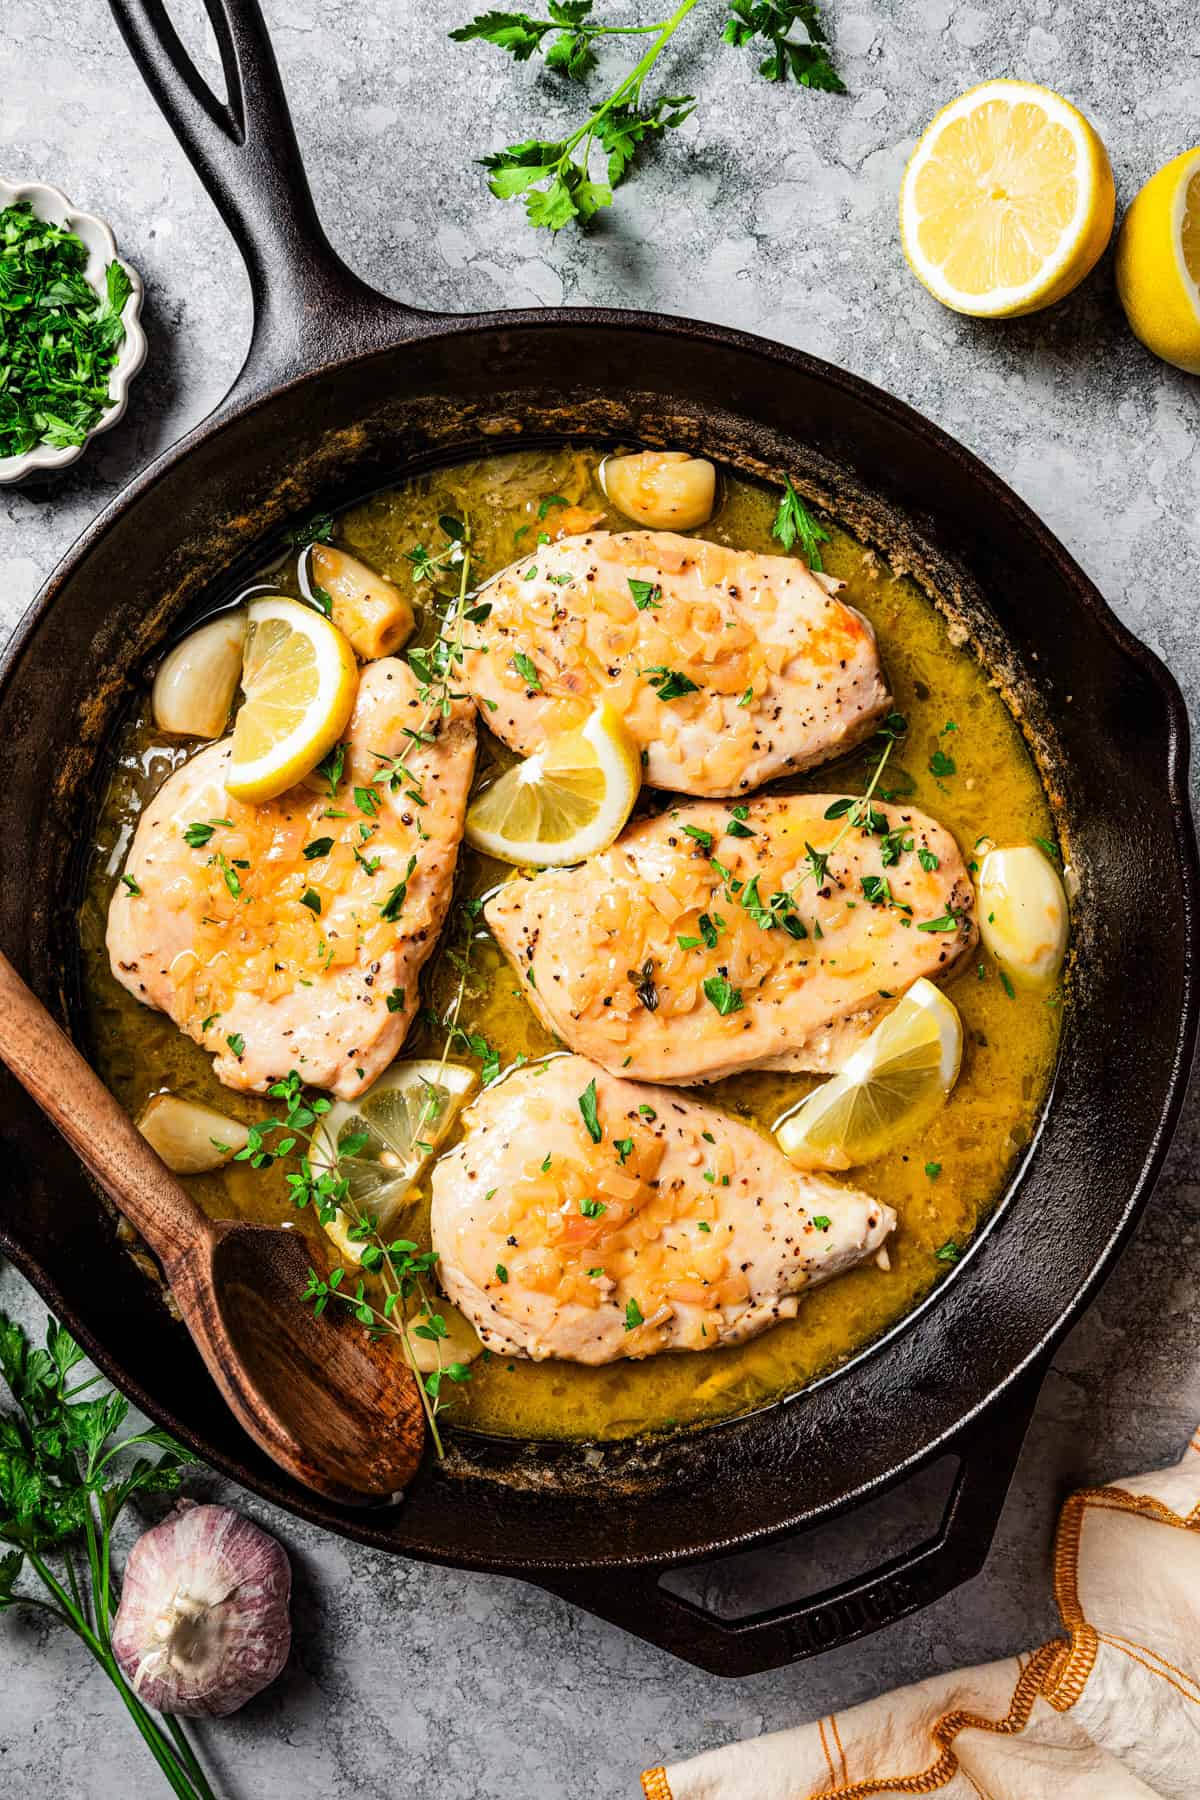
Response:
0,0,1194,1676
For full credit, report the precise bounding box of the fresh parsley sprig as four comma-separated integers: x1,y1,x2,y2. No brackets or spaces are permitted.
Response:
452,0,673,80
0,1312,214,1799
721,0,844,90
453,0,843,231
475,0,700,234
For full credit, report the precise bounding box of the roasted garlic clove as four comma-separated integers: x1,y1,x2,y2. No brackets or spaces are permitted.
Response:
309,544,414,660
152,611,245,739
977,844,1068,991
404,1302,483,1373
137,1093,251,1174
599,450,716,530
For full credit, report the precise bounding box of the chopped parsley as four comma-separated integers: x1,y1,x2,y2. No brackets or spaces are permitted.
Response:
511,650,541,690
120,873,141,896
495,1263,509,1283
628,578,662,610
226,1032,245,1057
917,912,961,933
624,1297,645,1331
379,855,418,922
386,988,406,1013
303,837,334,861
579,1197,606,1218
0,203,135,457
578,1076,602,1143
703,974,743,1016
643,666,700,701
925,1161,942,1180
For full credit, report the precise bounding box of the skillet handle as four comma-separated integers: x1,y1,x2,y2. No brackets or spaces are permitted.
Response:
529,1366,1046,1677
107,0,425,405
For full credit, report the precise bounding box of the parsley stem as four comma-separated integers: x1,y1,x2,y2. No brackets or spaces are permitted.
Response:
563,0,700,157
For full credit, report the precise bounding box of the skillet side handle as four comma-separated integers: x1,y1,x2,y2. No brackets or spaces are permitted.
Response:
107,0,425,406
529,1365,1046,1677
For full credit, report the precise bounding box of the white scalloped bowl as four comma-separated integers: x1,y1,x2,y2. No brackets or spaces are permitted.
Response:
0,176,147,484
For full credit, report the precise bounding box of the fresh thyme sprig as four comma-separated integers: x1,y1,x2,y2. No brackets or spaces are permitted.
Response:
233,1071,464,1459
692,714,908,939
238,898,498,1459
452,0,843,231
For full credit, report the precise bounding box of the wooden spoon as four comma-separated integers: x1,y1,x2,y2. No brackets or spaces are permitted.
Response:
0,950,425,1502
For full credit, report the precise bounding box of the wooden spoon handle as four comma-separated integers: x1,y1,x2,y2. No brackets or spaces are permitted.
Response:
0,950,206,1267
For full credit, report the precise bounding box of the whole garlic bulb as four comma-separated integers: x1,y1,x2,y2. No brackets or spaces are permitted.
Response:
112,1500,291,1716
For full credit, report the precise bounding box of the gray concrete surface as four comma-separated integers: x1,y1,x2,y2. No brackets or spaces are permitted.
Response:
2,1,1199,1794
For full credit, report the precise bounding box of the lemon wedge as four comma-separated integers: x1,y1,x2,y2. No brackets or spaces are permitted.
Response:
465,706,640,866
225,597,358,804
1116,146,1200,373
313,1060,478,1264
776,979,962,1171
900,79,1115,317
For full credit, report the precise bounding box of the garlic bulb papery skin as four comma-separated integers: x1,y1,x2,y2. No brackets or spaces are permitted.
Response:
112,1500,291,1717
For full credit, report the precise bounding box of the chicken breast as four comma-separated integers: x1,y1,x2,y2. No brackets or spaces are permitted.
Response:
107,661,475,1099
486,794,976,1085
431,1057,895,1365
462,530,890,797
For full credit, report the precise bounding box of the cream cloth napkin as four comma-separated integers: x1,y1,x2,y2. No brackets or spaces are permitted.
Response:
642,1428,1200,1799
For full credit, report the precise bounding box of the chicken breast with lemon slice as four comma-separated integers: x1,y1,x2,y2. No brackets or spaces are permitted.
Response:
431,1057,895,1365
486,793,976,1085
461,530,890,797
107,660,475,1099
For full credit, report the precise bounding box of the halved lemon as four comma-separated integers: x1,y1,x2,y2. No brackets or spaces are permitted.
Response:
225,597,359,804
776,978,962,1171
313,1060,478,1263
465,705,640,866
900,79,1115,317
1115,146,1200,374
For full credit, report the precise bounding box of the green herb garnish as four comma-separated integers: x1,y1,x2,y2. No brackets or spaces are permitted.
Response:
0,204,133,458
0,1310,212,1795
643,665,701,701
511,650,542,690
629,578,662,610
579,1076,602,1142
702,973,743,1015
452,1,841,231
771,474,830,568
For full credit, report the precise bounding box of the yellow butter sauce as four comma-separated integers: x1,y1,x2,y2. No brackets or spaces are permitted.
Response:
79,448,1060,1441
